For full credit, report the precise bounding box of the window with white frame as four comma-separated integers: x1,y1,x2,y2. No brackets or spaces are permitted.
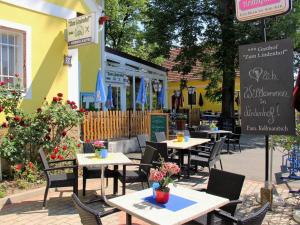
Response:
0,26,26,90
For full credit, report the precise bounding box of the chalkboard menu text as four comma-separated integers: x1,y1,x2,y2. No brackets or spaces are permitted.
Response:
150,113,169,142
239,39,295,135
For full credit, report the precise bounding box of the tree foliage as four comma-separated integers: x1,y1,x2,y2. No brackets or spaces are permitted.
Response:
146,0,300,117
105,0,164,64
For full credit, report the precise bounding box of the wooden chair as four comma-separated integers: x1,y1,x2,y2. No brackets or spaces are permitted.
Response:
39,149,78,207
72,193,120,225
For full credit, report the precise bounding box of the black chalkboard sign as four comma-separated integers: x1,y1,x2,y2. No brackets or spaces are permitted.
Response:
150,113,169,142
239,39,295,135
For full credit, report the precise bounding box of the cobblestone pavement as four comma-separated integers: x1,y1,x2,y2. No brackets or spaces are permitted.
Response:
0,172,299,225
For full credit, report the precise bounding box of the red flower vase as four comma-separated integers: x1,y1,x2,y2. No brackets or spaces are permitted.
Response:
155,189,170,204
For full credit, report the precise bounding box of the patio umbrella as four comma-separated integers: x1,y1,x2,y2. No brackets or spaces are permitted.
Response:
158,85,165,108
136,77,147,106
106,85,114,110
94,69,106,105
199,93,204,107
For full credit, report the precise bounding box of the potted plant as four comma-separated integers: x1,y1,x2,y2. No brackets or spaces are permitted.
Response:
93,140,107,158
149,162,180,204
175,113,187,131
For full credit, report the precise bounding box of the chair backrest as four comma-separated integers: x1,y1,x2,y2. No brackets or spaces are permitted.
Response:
146,141,168,162
39,149,50,178
208,139,224,161
72,193,102,225
137,134,148,152
83,141,108,154
238,202,270,225
206,168,245,215
190,131,209,139
83,143,95,153
155,132,166,142
198,125,210,130
139,145,158,175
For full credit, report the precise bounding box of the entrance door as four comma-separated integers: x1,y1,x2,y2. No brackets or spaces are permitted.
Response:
110,84,126,111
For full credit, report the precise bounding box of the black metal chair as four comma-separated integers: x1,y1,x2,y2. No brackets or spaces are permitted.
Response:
190,138,225,172
39,149,78,207
195,169,245,225
155,132,167,142
82,142,118,196
214,202,270,225
137,134,149,153
72,193,120,225
146,141,179,163
225,126,242,152
118,145,158,194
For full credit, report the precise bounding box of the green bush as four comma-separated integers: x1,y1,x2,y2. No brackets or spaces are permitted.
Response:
271,123,300,151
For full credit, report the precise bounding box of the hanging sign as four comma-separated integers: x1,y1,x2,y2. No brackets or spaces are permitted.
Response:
239,38,295,135
67,13,98,48
235,0,291,21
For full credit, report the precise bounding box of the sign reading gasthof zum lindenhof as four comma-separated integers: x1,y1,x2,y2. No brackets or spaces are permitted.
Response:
239,38,295,135
67,13,98,48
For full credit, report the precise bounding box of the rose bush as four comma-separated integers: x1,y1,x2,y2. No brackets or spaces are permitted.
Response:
0,76,84,171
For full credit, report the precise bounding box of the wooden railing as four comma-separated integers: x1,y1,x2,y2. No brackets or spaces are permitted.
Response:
82,111,152,141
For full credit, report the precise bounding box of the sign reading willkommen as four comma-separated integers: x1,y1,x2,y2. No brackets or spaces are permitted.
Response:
239,39,295,135
236,0,291,21
67,13,98,48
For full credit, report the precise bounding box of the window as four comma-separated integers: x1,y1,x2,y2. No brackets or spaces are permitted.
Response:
0,26,26,90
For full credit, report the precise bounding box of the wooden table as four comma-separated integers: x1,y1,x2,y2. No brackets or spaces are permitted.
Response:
108,186,229,225
76,152,132,203
163,138,210,177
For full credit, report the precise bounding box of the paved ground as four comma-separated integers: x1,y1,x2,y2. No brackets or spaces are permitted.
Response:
0,135,300,225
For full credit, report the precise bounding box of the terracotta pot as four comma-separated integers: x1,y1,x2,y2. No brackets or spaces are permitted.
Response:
155,189,170,204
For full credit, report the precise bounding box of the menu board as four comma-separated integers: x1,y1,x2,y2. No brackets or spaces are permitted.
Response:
150,113,169,142
239,39,295,135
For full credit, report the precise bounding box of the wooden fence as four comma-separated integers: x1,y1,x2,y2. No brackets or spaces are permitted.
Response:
82,111,153,141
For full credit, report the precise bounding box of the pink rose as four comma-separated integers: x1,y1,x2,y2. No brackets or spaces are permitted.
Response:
161,162,180,176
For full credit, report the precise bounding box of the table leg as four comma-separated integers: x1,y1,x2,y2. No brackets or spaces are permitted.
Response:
126,213,132,225
113,165,118,194
84,165,108,204
187,150,191,178
122,165,126,195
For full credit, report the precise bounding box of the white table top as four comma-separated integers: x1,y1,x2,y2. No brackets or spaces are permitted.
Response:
163,138,210,150
199,130,232,134
107,186,229,225
76,152,132,167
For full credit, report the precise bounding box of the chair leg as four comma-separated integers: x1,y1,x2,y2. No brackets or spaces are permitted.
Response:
83,178,86,196
106,177,109,188
239,143,241,152
141,182,145,189
122,165,126,195
147,181,150,188
214,164,216,169
208,166,210,173
220,159,223,170
43,185,49,208
233,143,236,151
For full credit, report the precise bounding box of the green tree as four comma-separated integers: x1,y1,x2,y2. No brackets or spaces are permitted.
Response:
146,0,300,118
105,0,164,64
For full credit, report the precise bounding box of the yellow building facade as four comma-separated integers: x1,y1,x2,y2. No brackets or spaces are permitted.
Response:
167,77,241,112
0,0,101,113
